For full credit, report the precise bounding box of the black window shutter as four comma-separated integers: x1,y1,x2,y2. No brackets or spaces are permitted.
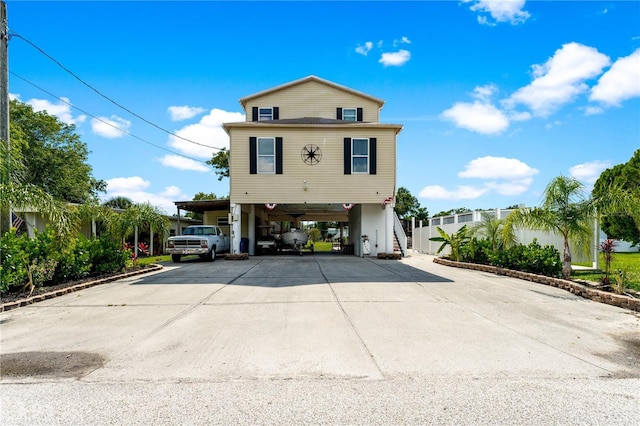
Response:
275,137,283,174
337,108,343,120
249,137,257,174
343,138,351,174
273,107,279,120
369,138,377,175
252,107,258,122
357,108,363,122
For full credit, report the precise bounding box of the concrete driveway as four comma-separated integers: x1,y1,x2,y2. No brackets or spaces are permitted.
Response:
1,253,639,425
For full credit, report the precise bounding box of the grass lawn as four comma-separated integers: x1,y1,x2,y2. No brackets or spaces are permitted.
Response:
309,241,334,252
572,252,640,292
131,255,172,266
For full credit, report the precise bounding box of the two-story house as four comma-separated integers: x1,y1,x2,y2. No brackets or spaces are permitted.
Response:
222,76,403,257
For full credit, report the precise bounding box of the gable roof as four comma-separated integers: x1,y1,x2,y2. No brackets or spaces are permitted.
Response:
238,75,385,110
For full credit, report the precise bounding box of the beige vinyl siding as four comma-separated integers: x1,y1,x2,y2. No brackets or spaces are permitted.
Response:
203,211,230,235
246,80,381,122
229,126,396,204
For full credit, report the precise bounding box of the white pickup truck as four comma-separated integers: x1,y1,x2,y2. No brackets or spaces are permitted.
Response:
167,225,230,262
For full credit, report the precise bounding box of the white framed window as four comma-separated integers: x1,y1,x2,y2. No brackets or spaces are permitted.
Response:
258,107,273,121
257,137,275,173
217,217,229,226
352,138,369,173
342,108,357,121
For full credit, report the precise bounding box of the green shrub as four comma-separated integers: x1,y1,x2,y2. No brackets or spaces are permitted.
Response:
489,239,562,277
460,237,493,265
87,237,128,275
53,237,92,283
1,230,128,293
0,229,31,292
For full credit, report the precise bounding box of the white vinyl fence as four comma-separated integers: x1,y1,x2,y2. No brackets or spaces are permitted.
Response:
411,208,611,265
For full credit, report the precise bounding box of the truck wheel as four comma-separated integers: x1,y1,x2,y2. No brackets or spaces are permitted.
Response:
209,247,216,262
171,254,182,263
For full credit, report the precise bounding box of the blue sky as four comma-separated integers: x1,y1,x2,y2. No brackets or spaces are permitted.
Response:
6,1,640,215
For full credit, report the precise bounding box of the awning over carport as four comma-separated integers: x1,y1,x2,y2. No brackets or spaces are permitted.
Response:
173,199,230,214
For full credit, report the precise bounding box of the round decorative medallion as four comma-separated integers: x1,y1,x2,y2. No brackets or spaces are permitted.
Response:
301,144,322,165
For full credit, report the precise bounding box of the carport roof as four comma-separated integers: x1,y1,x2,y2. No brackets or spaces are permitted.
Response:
174,199,230,213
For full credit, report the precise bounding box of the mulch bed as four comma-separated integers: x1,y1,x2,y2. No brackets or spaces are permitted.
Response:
0,264,162,311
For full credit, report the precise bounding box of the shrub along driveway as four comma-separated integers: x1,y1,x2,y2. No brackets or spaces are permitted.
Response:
1,253,639,424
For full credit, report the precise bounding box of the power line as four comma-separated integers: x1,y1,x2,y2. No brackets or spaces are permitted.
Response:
9,31,225,151
10,71,210,165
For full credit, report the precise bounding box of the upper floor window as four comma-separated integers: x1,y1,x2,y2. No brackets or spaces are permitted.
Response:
342,108,357,122
252,106,279,121
259,107,273,121
257,137,275,173
337,107,363,122
343,137,376,175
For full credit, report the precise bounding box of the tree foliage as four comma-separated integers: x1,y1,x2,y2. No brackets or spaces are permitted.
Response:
206,148,229,181
102,196,134,210
395,187,429,221
1,127,77,238
592,149,640,246
433,207,471,217
10,100,106,203
192,192,219,200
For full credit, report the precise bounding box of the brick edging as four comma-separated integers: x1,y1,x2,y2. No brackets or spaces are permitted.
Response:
0,264,164,313
433,257,640,312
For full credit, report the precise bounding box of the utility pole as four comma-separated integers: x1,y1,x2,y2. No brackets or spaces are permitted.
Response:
0,0,9,235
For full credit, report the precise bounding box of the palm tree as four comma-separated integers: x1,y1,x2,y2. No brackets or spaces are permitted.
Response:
102,196,134,210
470,212,517,253
505,176,593,279
105,202,170,256
429,225,470,261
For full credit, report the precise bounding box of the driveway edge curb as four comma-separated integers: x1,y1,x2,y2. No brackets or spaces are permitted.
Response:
0,264,164,313
433,257,640,312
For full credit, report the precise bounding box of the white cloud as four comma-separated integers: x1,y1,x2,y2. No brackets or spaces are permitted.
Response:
91,115,131,138
465,0,530,25
472,84,498,102
104,176,189,214
441,101,509,135
421,156,538,201
506,42,611,117
168,105,206,121
419,185,488,200
168,108,244,159
393,36,412,47
379,49,411,67
569,160,612,184
484,178,533,196
356,41,373,56
584,106,604,116
158,154,210,172
590,48,640,106
458,156,539,179
24,97,86,126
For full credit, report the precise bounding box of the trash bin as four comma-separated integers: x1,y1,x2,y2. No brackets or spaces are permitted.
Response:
240,238,249,253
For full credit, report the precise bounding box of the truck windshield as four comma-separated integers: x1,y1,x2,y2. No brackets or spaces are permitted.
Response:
183,227,215,236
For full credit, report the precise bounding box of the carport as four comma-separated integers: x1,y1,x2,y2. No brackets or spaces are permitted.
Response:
172,200,355,256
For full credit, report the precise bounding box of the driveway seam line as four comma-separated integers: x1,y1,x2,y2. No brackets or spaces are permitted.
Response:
315,257,386,379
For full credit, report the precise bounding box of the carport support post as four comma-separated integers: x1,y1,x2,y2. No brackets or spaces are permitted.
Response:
231,203,242,253
248,204,255,255
411,217,415,251
385,203,394,254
